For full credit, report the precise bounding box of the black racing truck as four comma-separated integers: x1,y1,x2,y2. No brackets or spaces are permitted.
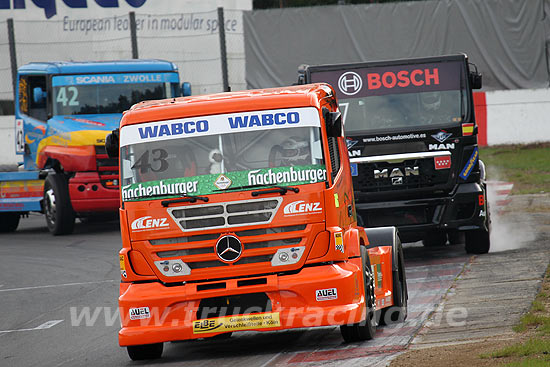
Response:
298,54,490,254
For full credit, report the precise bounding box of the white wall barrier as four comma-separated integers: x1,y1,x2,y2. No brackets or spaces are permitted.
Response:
485,88,550,146
0,116,17,166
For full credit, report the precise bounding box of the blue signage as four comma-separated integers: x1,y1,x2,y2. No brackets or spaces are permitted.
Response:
228,112,300,129
0,0,147,19
138,121,209,139
52,72,178,86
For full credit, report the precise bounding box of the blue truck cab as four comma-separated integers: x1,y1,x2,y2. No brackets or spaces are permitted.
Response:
0,60,189,235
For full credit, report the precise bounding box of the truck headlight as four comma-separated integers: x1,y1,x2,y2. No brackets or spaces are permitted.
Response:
271,246,305,266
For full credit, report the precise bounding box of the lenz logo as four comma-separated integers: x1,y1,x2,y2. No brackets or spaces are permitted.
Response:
131,216,169,230
338,72,362,96
283,201,322,215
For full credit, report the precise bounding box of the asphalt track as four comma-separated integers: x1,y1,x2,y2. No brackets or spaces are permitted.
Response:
0,213,478,367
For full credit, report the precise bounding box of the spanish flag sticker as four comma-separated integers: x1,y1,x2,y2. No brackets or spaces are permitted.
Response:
462,123,474,136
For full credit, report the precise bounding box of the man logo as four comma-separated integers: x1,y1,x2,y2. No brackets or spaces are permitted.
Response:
338,72,362,96
374,167,419,179
392,177,403,185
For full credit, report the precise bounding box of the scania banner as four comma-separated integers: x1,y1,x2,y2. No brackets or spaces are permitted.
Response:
52,72,179,86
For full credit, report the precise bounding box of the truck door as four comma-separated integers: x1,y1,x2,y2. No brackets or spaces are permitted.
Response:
17,74,49,169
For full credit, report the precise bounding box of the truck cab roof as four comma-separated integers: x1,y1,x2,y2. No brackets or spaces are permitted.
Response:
18,59,178,75
121,83,334,127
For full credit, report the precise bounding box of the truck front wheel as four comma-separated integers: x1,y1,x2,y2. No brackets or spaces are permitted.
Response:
340,246,377,342
44,173,75,235
127,343,163,360
0,212,20,233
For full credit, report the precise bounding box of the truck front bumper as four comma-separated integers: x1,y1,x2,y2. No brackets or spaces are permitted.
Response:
119,259,365,346
355,182,488,242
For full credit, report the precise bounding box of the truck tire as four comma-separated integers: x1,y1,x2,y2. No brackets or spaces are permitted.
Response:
127,343,163,361
380,242,408,325
422,231,447,247
465,229,490,254
44,173,75,235
340,246,377,342
0,212,20,233
465,202,491,254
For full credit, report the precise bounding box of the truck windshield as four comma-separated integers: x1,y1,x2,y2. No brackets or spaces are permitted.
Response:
119,107,326,202
51,72,178,115
310,60,468,134
340,89,465,134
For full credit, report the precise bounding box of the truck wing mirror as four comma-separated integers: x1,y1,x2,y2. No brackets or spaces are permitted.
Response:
323,107,343,138
470,72,482,89
182,82,192,97
105,129,119,159
33,87,47,104
468,62,482,90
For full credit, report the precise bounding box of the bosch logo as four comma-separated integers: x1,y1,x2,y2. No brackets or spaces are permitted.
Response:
216,235,243,262
338,72,362,96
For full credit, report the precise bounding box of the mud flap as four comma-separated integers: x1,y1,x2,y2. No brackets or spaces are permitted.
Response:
364,226,408,324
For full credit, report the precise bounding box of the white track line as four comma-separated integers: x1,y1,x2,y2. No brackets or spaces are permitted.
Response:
0,280,116,293
0,320,63,333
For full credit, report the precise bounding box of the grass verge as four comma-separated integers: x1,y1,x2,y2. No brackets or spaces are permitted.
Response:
479,143,550,195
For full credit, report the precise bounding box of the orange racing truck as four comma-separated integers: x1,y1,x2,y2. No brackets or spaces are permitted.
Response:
106,84,408,360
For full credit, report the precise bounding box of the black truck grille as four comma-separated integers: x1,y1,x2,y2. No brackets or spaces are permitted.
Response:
353,158,450,193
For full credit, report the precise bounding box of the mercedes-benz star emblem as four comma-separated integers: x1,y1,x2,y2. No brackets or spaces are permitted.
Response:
216,235,243,262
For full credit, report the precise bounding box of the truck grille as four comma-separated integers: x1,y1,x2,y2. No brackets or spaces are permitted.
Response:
146,224,310,276
94,145,119,189
353,158,450,192
167,197,283,232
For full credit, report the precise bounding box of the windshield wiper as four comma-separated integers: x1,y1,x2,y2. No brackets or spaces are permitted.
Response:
161,194,209,207
251,185,300,197
212,184,300,196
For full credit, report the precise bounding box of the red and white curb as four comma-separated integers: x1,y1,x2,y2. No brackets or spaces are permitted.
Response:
487,180,514,210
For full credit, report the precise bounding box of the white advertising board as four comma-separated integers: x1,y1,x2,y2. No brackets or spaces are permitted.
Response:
0,0,252,99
